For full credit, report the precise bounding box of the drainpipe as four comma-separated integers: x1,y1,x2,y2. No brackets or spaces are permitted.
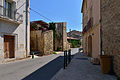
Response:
100,0,102,55
25,0,28,57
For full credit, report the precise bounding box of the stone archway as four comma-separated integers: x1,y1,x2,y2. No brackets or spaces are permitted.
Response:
88,35,92,57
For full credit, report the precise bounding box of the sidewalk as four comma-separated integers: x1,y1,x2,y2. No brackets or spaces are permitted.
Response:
51,52,117,80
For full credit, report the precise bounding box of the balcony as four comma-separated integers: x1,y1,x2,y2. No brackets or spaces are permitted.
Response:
83,17,93,34
0,5,23,24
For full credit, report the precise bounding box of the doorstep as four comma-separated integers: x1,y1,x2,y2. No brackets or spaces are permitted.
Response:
1,57,31,64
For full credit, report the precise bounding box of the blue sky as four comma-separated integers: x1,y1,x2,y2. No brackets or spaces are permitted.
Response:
30,0,83,32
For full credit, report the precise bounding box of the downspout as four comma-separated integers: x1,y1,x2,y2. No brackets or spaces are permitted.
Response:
25,0,28,57
100,0,102,55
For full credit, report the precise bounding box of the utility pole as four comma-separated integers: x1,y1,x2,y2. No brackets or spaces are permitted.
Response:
26,0,28,57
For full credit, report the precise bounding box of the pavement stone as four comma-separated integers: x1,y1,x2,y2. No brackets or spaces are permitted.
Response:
51,52,117,80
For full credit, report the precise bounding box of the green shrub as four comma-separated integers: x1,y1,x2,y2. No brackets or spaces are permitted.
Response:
57,48,62,51
49,23,56,50
72,42,76,48
53,51,57,54
68,39,81,48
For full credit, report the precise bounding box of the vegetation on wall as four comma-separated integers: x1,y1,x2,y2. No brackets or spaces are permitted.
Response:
57,47,62,51
32,24,38,30
53,51,57,54
49,22,56,50
68,39,81,48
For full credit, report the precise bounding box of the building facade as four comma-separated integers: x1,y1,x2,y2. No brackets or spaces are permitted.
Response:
30,20,53,55
55,22,70,51
82,0,101,58
67,30,82,47
100,0,120,77
82,0,120,77
0,0,30,63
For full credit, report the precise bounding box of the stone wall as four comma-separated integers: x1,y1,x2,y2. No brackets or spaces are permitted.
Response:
55,22,70,51
30,30,53,55
101,0,120,55
43,30,53,55
62,22,69,51
30,30,44,54
55,23,63,51
114,55,120,77
101,0,120,77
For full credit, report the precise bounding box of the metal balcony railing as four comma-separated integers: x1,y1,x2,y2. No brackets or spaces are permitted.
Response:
83,17,93,34
0,5,23,23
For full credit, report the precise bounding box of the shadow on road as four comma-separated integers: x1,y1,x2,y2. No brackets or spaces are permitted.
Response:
22,54,75,80
22,56,63,80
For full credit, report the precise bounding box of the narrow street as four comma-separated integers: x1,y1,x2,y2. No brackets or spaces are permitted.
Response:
51,52,117,80
0,48,78,80
0,0,120,79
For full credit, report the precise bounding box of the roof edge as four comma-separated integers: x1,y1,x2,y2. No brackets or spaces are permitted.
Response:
81,0,85,13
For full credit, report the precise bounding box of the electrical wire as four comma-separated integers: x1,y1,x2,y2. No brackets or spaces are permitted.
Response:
30,8,53,22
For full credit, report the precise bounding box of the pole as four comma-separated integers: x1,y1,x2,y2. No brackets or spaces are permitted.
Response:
65,50,68,67
25,0,28,57
64,51,66,69
68,49,71,63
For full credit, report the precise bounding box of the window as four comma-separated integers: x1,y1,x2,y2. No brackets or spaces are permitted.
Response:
4,0,12,18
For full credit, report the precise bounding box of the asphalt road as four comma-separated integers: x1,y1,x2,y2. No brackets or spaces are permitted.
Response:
0,48,78,80
51,52,116,80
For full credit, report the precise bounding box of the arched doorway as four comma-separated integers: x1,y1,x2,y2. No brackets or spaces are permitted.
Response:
88,35,92,57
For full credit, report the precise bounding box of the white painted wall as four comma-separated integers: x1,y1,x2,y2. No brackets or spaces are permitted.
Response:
0,0,30,62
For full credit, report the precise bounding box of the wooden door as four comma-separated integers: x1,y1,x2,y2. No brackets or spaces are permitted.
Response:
88,35,92,57
4,35,15,58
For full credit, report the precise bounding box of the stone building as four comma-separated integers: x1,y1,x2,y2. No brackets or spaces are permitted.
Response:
82,0,120,77
30,20,53,55
67,30,82,41
55,22,70,51
30,20,49,31
67,30,82,47
0,0,30,63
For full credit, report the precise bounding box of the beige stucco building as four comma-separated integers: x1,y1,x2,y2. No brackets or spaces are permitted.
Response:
82,0,101,58
0,0,30,63
82,0,120,77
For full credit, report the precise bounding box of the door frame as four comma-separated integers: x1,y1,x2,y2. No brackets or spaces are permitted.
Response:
4,35,15,58
88,35,92,57
2,33,18,59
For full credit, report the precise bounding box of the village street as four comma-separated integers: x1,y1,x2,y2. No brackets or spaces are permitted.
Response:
0,48,78,80
51,52,117,80
0,0,120,80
